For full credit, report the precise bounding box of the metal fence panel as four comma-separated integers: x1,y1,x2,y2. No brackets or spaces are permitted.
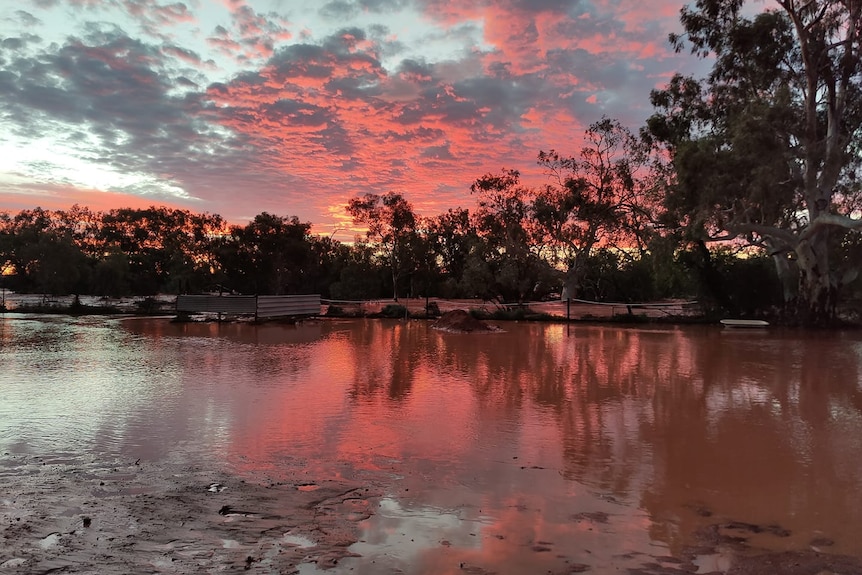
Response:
175,295,257,314
256,294,321,318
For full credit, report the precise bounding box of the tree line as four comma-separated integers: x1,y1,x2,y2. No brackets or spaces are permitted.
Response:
1,0,860,325
0,193,791,315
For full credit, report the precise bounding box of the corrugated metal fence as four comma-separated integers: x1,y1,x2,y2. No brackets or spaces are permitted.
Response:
257,295,320,319
176,295,256,314
176,294,320,319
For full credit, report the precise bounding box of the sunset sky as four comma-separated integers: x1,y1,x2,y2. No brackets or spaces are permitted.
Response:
0,0,722,240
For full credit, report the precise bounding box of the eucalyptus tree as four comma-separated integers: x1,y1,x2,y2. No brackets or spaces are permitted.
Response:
99,207,225,294
470,169,554,303
423,207,480,297
648,0,862,324
328,241,386,301
533,117,657,300
347,192,418,300
217,213,314,295
0,208,89,294
0,212,12,278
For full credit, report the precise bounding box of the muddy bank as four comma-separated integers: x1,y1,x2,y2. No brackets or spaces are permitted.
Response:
0,454,380,574
4,453,861,574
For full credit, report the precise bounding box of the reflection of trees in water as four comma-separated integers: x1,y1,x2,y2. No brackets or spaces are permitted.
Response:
114,319,326,461
417,322,862,554
141,320,323,382
346,319,430,401
642,329,862,554
325,319,862,553
429,324,671,496
552,327,682,496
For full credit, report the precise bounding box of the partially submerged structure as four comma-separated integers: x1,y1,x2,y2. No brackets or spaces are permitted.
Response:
175,294,320,321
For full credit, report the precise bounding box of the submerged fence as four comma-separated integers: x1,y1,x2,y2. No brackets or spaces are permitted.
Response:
176,294,320,319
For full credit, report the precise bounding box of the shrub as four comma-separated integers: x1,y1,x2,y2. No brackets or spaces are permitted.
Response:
325,305,345,317
135,297,161,314
380,304,408,318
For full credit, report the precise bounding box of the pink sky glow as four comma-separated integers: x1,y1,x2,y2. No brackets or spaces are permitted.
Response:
0,0,723,240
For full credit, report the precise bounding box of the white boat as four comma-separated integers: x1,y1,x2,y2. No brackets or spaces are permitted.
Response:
720,319,770,328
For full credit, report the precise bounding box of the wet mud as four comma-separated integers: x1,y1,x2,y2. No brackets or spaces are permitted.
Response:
2,453,861,574
0,454,379,574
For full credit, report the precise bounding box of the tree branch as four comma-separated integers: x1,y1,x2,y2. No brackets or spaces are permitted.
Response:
715,221,799,250
799,212,862,241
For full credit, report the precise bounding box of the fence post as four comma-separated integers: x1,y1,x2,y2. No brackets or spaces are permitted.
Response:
562,287,570,322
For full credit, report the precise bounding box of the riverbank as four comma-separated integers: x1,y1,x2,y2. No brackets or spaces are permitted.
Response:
0,292,696,321
0,454,379,574
3,453,861,574
3,292,860,327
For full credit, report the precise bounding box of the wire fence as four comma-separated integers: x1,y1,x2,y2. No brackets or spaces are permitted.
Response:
321,297,701,319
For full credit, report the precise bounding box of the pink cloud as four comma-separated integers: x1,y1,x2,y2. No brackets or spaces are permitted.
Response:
0,0,701,237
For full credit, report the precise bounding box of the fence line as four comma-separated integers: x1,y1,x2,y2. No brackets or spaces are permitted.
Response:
176,294,320,319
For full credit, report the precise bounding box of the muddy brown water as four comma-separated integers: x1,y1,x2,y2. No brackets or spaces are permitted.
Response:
1,315,861,574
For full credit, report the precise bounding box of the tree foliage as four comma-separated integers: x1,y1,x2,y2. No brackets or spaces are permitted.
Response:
218,213,313,295
470,170,555,303
648,0,862,324
347,192,419,300
534,118,658,298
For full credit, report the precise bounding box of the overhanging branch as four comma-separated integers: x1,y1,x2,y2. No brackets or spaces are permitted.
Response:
799,213,862,241
715,222,798,249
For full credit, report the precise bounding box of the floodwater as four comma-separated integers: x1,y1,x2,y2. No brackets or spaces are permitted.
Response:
1,315,861,573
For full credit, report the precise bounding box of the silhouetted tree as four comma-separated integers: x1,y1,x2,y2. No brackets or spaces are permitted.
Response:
219,213,313,295
534,118,656,300
471,170,555,303
347,192,418,300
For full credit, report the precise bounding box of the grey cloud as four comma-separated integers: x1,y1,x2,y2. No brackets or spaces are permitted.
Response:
161,44,203,64
263,99,331,127
15,11,42,26
365,24,407,59
325,74,382,97
396,58,434,82
268,44,333,79
419,0,588,18
359,0,410,12
420,142,453,160
321,26,368,53
265,32,384,88
509,0,588,15
319,1,360,20
315,122,356,158
547,10,620,41
0,29,260,197
382,126,444,142
175,75,198,87
1,33,43,51
542,45,676,124
391,65,538,136
319,0,410,20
